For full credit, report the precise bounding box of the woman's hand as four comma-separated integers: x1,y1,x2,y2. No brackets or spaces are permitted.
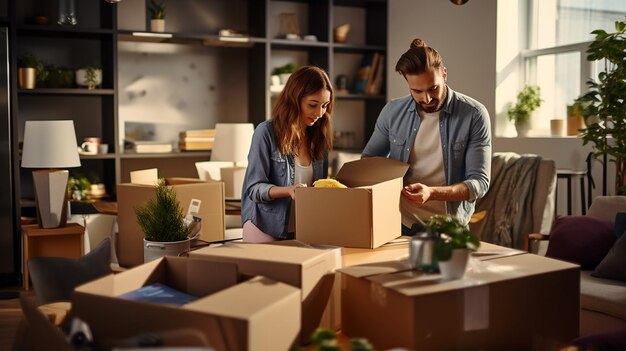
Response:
269,183,308,200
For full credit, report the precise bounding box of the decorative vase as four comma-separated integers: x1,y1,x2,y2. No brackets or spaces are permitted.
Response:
515,120,530,137
75,68,102,90
150,19,165,32
567,115,585,136
438,248,470,280
18,67,36,89
58,0,78,26
143,238,191,263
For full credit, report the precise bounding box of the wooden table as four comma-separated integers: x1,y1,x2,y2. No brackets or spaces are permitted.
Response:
22,223,84,290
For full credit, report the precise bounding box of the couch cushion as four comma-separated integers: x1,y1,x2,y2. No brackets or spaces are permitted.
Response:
545,216,614,270
580,271,626,322
593,229,626,282
587,196,626,224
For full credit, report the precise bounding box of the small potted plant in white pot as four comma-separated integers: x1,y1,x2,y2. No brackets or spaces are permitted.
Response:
427,214,480,280
149,0,166,32
507,85,542,137
135,179,192,263
75,64,102,90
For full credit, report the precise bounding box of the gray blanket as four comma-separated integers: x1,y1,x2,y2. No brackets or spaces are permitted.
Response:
474,152,542,248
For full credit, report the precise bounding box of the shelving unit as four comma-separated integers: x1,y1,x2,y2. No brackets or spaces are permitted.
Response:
1,0,387,285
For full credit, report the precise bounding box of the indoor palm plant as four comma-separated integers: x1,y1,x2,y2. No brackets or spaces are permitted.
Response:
427,214,480,279
507,85,543,137
579,18,626,195
135,178,191,262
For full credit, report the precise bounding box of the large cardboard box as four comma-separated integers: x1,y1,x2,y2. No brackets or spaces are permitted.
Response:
117,178,225,267
189,242,337,344
72,256,300,351
295,157,409,248
339,253,580,350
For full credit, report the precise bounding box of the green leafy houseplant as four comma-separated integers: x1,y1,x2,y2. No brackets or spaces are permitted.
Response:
507,84,543,126
149,0,166,20
134,179,191,242
308,328,373,351
426,214,480,261
17,51,48,83
579,18,626,194
272,63,297,75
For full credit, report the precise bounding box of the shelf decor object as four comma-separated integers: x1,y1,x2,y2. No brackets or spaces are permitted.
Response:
21,120,81,228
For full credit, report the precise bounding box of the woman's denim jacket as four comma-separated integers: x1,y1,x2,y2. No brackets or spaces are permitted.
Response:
241,120,328,239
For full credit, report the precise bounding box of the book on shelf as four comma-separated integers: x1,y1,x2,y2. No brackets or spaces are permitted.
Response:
353,52,381,95
126,140,173,153
179,140,213,151
367,54,385,96
179,129,216,138
118,282,197,306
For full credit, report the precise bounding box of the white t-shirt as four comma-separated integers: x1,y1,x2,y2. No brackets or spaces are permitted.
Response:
401,110,447,227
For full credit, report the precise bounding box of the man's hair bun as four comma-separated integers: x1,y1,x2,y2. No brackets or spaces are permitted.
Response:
410,38,427,49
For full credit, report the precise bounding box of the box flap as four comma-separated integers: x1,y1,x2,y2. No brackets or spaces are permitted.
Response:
164,256,239,297
335,157,409,187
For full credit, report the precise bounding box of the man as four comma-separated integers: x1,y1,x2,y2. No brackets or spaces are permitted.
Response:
362,38,491,234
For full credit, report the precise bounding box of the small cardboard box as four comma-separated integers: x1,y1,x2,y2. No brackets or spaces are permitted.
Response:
117,178,225,267
220,166,246,199
295,157,409,248
189,242,337,344
72,256,301,351
339,253,580,350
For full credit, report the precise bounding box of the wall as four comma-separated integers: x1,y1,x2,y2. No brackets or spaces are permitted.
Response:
387,0,613,215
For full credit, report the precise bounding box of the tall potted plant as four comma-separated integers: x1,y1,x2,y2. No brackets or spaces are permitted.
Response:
135,179,192,262
507,85,543,137
579,18,626,194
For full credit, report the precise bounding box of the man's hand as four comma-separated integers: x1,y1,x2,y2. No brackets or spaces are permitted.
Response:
402,182,432,205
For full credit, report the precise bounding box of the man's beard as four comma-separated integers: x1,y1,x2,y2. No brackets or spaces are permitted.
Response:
418,86,447,113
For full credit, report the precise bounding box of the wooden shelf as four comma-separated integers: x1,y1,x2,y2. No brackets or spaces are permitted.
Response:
118,30,266,47
17,25,114,39
332,43,386,53
18,88,115,95
270,39,330,49
120,151,211,159
79,153,116,160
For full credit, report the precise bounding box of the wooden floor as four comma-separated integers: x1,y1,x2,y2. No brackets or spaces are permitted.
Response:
0,288,34,351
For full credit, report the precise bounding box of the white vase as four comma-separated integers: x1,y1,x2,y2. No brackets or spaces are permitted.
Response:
515,120,530,137
143,238,190,263
150,19,165,32
75,68,102,89
438,249,470,280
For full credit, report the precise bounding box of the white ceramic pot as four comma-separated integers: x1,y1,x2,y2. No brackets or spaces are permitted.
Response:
150,19,165,32
515,120,530,137
279,73,291,84
438,248,470,280
143,238,191,263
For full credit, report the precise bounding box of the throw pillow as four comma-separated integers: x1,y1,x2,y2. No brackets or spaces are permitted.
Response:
614,212,626,238
545,216,615,270
592,229,626,281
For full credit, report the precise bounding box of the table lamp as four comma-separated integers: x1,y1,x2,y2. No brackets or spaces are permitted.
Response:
210,123,254,198
211,123,254,167
21,120,81,228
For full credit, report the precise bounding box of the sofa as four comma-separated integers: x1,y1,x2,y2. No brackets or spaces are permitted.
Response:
528,196,626,336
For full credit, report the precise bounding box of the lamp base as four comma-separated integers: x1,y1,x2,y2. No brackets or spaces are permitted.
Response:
32,170,69,229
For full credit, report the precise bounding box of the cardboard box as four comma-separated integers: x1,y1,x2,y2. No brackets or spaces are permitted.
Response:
295,157,409,248
117,178,225,267
189,242,337,344
72,256,301,351
220,166,246,199
339,253,580,350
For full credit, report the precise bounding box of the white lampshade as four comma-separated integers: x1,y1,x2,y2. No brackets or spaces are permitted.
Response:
22,120,81,168
211,123,254,164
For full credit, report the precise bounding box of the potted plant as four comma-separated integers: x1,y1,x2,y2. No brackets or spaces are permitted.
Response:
17,52,45,89
427,214,480,279
506,85,543,137
579,18,626,195
566,97,590,136
134,179,192,262
149,0,166,32
76,64,102,90
273,63,297,85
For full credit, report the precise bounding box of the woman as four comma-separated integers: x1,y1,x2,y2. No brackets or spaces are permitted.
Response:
241,66,334,242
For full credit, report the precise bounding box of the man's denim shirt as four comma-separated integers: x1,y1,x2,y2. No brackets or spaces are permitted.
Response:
362,87,492,225
241,120,328,239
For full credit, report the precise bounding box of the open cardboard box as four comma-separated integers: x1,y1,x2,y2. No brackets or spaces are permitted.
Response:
72,256,301,351
339,253,580,350
117,177,225,267
189,242,337,344
295,157,408,248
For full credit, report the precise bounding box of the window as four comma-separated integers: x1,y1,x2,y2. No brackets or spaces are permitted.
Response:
496,0,626,137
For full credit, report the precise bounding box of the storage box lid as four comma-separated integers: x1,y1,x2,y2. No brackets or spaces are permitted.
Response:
335,157,409,187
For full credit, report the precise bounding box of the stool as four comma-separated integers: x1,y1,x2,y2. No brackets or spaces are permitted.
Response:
556,169,587,216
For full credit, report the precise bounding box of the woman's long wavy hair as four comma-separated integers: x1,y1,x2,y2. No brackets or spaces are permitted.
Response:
272,66,334,161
